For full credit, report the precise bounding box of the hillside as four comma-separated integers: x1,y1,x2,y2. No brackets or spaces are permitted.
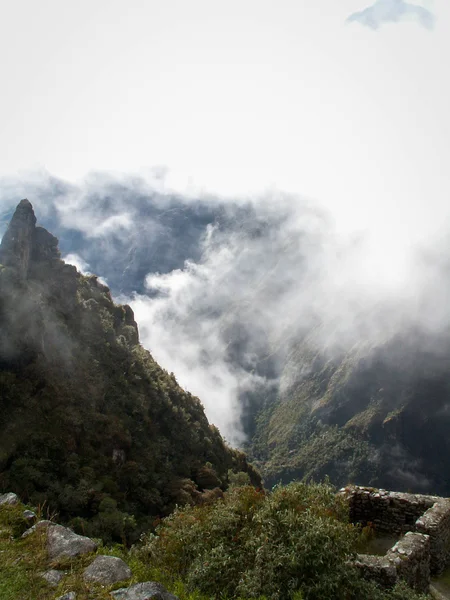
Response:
249,324,450,494
0,200,260,541
2,192,450,500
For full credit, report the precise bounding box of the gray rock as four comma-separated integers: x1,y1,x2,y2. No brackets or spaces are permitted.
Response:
21,519,54,538
0,492,19,506
41,569,64,586
47,524,97,559
56,593,76,600
0,200,37,279
111,582,180,600
83,555,132,584
23,509,37,522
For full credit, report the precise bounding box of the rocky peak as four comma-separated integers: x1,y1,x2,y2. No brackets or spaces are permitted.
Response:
0,199,60,279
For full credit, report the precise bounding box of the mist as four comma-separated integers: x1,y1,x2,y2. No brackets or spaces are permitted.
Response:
1,169,450,444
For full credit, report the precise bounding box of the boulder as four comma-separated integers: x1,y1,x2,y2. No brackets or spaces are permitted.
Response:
56,593,76,600
47,524,97,559
0,492,19,506
23,509,37,523
111,582,180,600
83,555,132,584
21,519,54,538
41,569,64,586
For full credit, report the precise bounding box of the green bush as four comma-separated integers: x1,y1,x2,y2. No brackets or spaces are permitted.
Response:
142,481,356,599
140,481,431,600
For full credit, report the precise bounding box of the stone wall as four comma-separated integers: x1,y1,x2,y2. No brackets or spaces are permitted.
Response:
355,532,430,593
340,485,450,591
416,500,450,574
342,486,440,535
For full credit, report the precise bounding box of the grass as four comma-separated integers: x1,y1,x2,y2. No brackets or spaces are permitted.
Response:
0,502,214,600
0,497,432,600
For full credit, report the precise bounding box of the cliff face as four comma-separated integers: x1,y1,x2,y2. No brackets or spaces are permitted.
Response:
0,200,259,542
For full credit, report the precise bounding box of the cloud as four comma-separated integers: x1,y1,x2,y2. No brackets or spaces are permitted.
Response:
122,189,450,443
347,0,435,30
3,169,450,445
63,252,108,287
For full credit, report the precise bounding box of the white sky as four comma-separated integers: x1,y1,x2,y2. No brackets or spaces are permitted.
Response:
1,0,449,234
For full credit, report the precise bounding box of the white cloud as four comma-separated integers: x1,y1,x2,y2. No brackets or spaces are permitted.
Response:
63,253,90,273
1,0,450,443
116,187,450,443
347,0,435,29
63,252,108,286
3,170,450,444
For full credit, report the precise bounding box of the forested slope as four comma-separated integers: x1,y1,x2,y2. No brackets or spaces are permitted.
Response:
0,200,259,541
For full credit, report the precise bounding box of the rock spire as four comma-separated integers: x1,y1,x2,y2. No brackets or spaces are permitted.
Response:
0,199,60,279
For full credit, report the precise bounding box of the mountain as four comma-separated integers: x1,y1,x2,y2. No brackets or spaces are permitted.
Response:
2,182,450,499
0,200,260,541
0,177,257,295
248,323,450,495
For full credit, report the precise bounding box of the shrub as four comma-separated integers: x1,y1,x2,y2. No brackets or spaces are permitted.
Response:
140,481,432,600
143,481,360,600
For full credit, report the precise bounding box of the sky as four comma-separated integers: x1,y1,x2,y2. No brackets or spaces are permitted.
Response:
2,0,450,442
1,0,449,227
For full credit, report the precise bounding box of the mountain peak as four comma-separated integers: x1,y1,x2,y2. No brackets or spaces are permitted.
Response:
17,198,34,209
0,199,59,279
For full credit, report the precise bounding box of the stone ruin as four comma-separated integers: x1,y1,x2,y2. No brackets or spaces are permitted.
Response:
339,485,450,593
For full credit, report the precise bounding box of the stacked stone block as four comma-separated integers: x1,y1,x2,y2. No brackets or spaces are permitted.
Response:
416,500,450,574
339,485,450,592
341,486,439,535
354,533,430,593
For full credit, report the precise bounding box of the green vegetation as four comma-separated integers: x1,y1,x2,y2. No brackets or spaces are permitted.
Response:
0,487,432,600
0,206,259,543
140,481,431,600
0,203,441,599
248,329,450,494
0,500,210,600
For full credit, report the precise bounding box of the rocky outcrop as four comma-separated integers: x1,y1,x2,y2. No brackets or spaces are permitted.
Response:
0,199,37,278
83,555,132,584
20,518,98,559
47,524,98,559
0,199,61,280
111,582,180,600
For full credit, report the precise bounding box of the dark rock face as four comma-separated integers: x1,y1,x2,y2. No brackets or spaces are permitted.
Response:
0,199,60,279
0,200,139,367
0,199,37,278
